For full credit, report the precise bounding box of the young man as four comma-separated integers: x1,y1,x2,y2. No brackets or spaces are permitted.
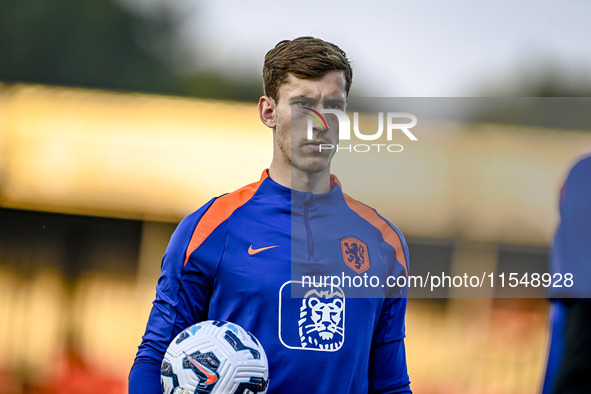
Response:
129,37,412,393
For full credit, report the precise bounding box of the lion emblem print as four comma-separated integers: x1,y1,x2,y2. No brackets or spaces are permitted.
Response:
278,281,345,352
299,288,345,351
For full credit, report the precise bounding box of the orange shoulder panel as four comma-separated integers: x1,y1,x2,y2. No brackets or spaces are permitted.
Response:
184,172,268,265
343,193,408,276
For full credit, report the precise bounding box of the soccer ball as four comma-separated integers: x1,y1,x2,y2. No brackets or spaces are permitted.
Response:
161,320,269,394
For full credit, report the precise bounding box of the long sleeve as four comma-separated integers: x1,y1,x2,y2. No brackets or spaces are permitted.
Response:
369,220,412,393
129,198,222,393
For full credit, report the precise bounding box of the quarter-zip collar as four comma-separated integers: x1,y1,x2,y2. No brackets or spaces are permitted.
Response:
257,169,345,261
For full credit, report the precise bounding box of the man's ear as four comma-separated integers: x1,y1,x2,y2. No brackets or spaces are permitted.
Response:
258,96,276,128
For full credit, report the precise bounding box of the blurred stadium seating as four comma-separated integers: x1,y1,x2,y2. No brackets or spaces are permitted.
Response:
1,84,590,393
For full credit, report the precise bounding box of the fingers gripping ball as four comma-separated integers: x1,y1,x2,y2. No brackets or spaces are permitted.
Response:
161,320,269,394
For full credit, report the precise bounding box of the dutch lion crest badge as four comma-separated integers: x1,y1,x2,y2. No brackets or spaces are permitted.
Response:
340,237,370,274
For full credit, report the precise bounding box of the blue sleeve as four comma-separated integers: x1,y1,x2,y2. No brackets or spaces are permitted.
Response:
129,360,162,394
369,223,412,393
369,297,412,393
549,300,591,392
550,155,591,298
541,300,567,394
544,156,591,391
543,156,591,391
129,199,223,393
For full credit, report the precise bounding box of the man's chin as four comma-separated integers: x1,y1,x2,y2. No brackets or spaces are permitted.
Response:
291,158,332,175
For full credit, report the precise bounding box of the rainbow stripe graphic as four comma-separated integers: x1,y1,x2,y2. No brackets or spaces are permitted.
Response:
303,107,328,131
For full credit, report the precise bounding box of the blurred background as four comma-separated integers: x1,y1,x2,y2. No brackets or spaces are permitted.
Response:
1,0,591,393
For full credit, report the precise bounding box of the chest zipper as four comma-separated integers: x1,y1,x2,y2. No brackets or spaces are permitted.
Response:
304,193,314,260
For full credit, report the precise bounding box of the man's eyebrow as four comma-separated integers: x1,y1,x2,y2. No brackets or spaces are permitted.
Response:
325,98,346,103
288,96,345,104
289,96,317,102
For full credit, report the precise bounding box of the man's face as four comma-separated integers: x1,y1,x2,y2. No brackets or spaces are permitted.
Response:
273,70,347,175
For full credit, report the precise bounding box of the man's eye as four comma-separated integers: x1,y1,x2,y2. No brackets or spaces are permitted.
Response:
295,100,310,107
326,102,345,110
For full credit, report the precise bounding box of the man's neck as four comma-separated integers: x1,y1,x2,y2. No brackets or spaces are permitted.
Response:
268,165,331,194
